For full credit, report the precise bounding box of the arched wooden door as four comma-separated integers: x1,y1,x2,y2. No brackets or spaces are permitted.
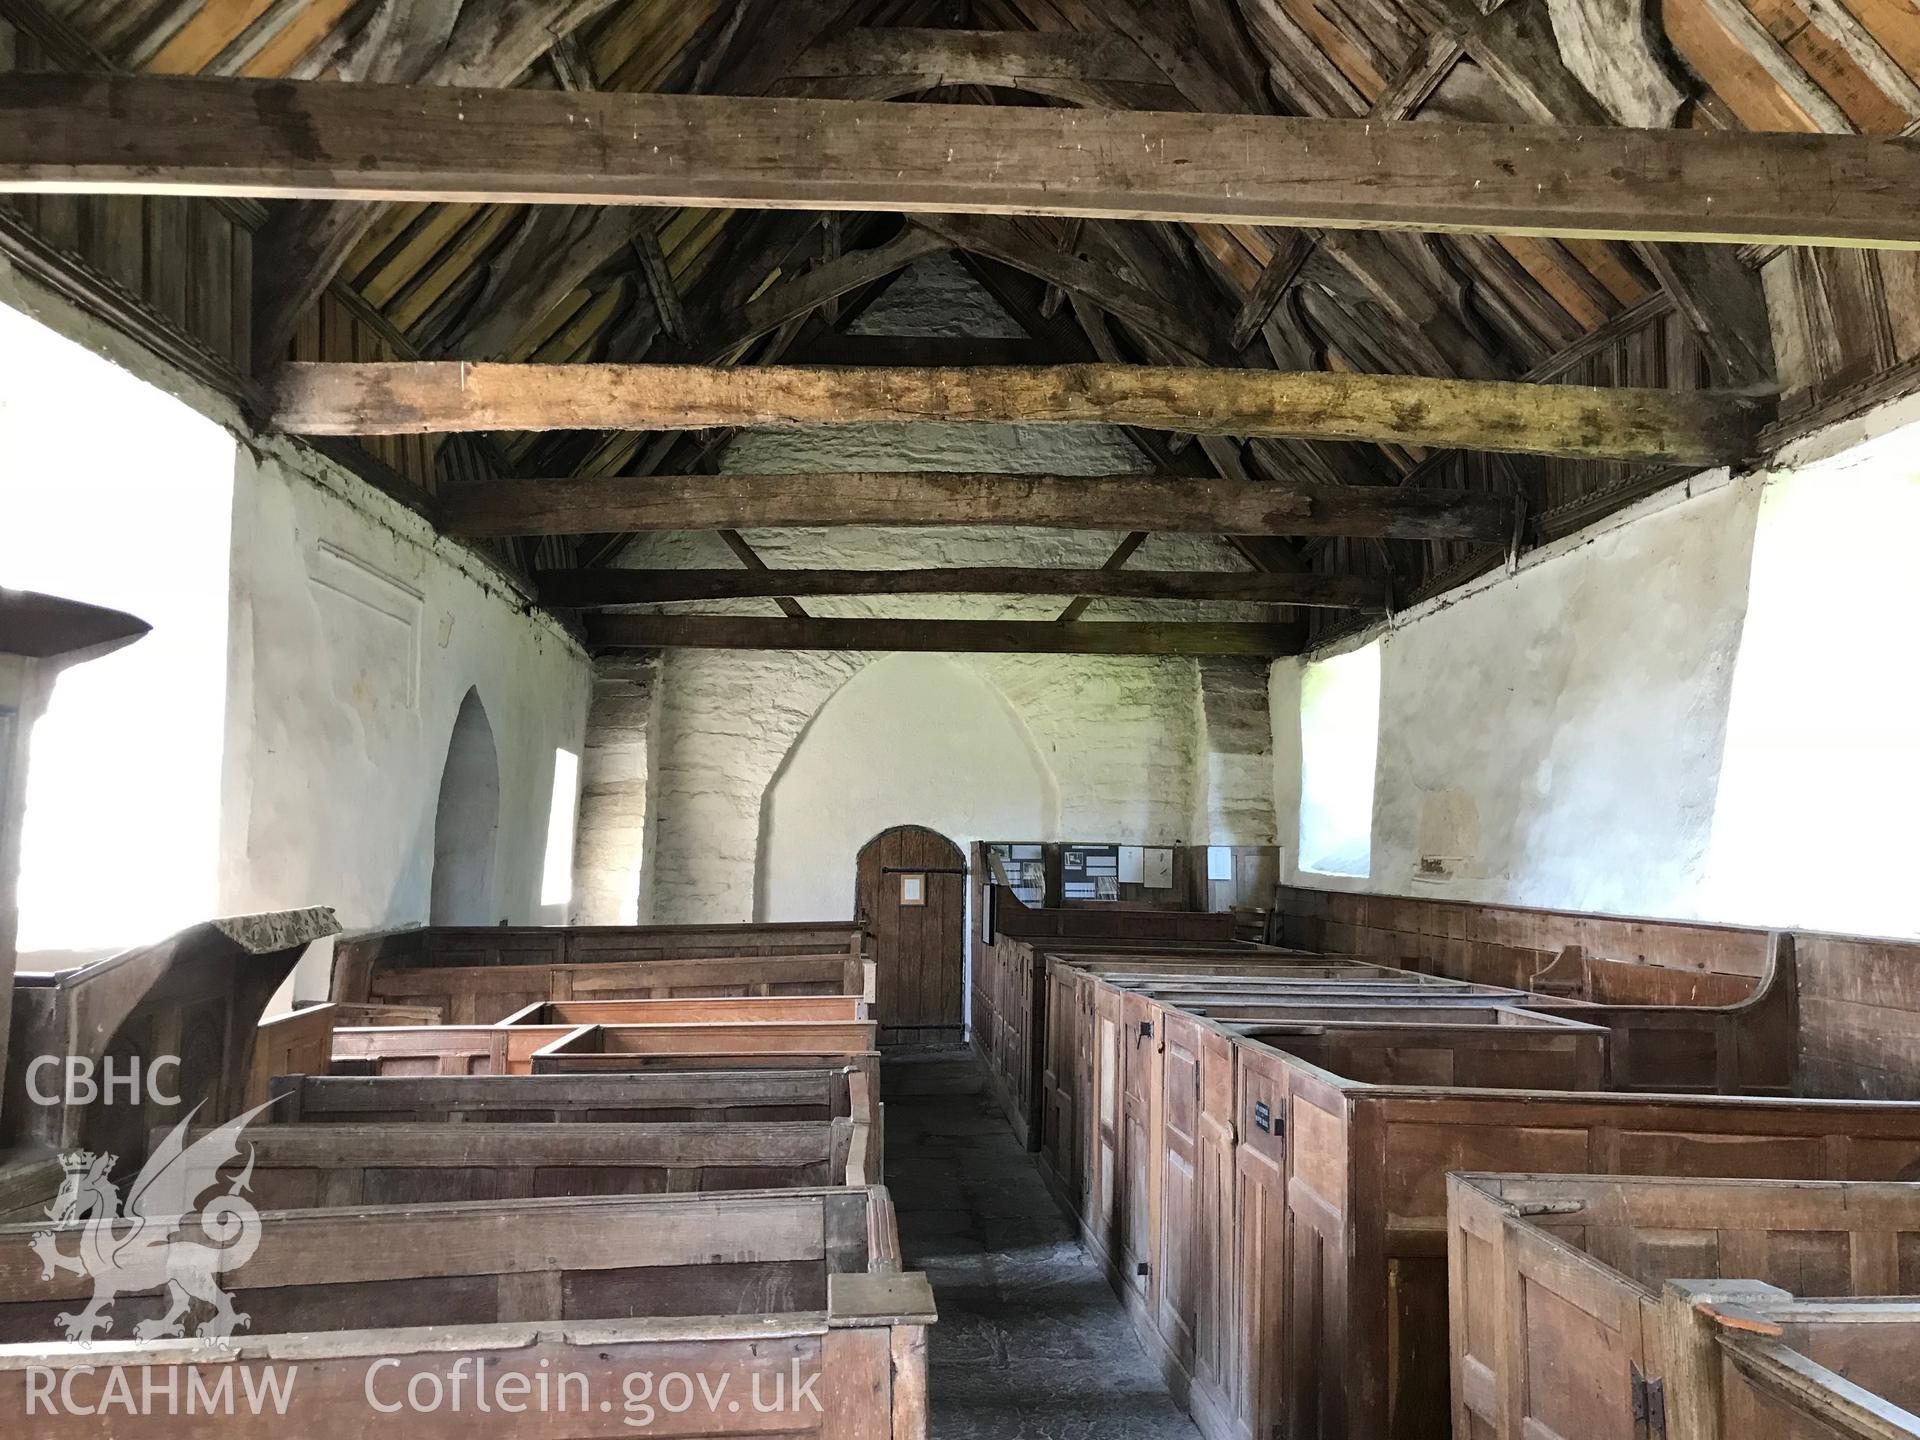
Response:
855,826,966,1045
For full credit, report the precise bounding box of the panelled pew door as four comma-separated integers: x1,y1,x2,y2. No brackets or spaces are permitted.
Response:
1452,1195,1651,1440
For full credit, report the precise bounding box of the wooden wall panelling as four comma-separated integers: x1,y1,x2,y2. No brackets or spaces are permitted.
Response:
1271,884,1773,990
1795,932,1920,1098
1759,242,1920,430
1274,885,1920,1101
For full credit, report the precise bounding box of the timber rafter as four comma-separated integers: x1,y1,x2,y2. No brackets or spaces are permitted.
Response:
5,0,1912,650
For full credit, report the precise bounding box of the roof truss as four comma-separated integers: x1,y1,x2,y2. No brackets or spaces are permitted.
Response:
6,74,1917,247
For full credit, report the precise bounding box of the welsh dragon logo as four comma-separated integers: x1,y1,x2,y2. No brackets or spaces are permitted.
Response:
29,1098,277,1346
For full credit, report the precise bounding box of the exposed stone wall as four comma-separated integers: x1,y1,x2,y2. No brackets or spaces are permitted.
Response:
577,255,1278,924
636,648,860,924
1195,658,1278,845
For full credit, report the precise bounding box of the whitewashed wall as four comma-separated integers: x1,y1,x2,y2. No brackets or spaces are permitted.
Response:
1271,388,1920,944
758,653,1056,921
223,444,592,994
1,260,594,995
1700,409,1920,939
1272,471,1766,919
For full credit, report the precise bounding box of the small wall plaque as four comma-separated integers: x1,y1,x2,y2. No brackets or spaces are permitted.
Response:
899,873,926,906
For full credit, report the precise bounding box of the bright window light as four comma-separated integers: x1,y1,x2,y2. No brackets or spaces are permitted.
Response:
540,747,581,909
1705,441,1920,937
1298,642,1380,878
0,303,234,959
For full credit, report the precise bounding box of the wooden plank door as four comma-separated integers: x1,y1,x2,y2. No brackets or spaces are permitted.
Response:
855,825,966,1045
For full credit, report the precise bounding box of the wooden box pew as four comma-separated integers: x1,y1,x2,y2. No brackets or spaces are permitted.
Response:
1106,974,1529,997
1029,952,1535,1204
333,921,872,1024
1193,1000,1590,1023
982,937,1393,1150
974,924,1267,1149
529,1020,880,1072
1103,936,1796,1099
329,1012,879,1076
1448,1173,1920,1440
329,1022,575,1076
1232,1014,1611,1090
1220,1032,1920,1440
349,951,875,1025
1154,995,1544,1018
1101,973,1481,995
328,1000,443,1026
1113,940,1797,1098
1733,1300,1920,1440
340,919,868,972
0,1185,934,1440
497,995,868,1025
163,1115,881,1205
270,1068,870,1125
1508,933,1801,1096
1036,960,1920,1440
243,1003,336,1107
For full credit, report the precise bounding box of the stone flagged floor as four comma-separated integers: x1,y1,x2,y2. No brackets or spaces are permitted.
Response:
884,1071,1203,1440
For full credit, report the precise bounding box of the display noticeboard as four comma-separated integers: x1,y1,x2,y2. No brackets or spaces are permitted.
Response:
987,843,1047,905
1061,845,1121,901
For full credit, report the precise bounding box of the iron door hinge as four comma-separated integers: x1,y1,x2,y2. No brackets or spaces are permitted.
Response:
1631,1365,1667,1439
